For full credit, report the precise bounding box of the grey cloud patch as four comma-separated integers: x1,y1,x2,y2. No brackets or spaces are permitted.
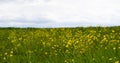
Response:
0,17,54,24
0,0,30,4
0,0,15,2
0,0,18,3
13,17,54,24
0,20,120,28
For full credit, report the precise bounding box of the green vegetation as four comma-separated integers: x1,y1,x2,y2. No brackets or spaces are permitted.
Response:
0,26,120,63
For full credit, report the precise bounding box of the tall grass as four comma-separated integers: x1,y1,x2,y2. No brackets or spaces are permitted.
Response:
0,26,120,63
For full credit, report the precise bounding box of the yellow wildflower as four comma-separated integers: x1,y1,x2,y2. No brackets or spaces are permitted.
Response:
93,58,95,60
114,61,119,63
112,30,115,33
19,38,22,40
10,54,13,57
45,52,48,55
72,59,75,62
66,45,69,48
64,60,68,63
113,47,116,50
3,57,6,60
17,43,21,47
4,52,7,55
10,51,13,54
109,58,112,60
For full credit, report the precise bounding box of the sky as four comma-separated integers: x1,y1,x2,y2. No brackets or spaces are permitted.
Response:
0,0,120,28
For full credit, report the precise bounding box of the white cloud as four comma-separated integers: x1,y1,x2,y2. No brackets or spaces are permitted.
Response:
0,0,120,27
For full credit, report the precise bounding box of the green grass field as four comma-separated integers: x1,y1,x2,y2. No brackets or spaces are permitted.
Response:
0,26,120,63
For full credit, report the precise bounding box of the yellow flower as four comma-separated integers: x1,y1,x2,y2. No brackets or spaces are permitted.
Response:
11,40,16,43
67,41,72,45
17,44,21,47
64,60,68,63
72,59,74,62
80,51,83,54
28,50,33,54
55,53,57,56
52,46,55,49
119,47,120,49
113,47,116,50
10,54,13,57
109,58,112,60
10,51,13,54
3,57,6,60
114,57,116,59
76,41,79,44
93,58,95,60
105,47,107,49
112,30,115,32
42,42,45,45
66,45,69,48
19,38,22,40
4,52,7,55
114,61,119,63
65,50,69,53
45,52,48,55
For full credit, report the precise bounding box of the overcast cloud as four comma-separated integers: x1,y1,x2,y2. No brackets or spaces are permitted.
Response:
0,0,120,27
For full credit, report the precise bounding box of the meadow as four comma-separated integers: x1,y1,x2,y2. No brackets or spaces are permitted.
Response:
0,26,120,63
